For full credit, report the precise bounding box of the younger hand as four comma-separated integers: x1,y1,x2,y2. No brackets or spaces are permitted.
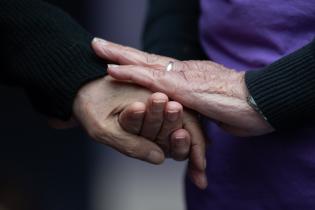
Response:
49,77,207,189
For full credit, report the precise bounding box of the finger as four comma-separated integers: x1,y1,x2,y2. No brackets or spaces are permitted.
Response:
188,164,208,190
170,129,191,161
102,117,166,165
184,117,208,189
119,102,146,134
108,64,198,118
141,93,168,141
92,38,175,67
155,101,183,156
108,64,174,96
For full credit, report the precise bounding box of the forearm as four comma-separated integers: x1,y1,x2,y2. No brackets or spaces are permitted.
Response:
0,0,106,120
143,0,207,60
245,40,315,129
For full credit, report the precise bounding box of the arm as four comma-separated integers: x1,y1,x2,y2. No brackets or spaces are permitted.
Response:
0,0,166,164
145,0,315,131
143,0,207,60
0,0,106,120
245,41,315,129
101,39,315,134
94,40,273,137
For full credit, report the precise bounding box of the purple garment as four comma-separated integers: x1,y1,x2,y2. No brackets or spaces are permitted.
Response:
186,1,315,209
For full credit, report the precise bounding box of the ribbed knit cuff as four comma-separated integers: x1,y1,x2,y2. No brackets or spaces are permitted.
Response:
245,41,315,129
25,37,107,120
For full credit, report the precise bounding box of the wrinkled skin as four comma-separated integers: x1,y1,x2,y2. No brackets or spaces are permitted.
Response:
92,38,274,137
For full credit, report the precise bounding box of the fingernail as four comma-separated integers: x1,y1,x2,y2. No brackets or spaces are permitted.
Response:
93,37,108,46
132,111,145,119
152,100,166,113
108,64,120,68
204,158,207,170
167,111,179,122
174,136,186,148
148,150,164,164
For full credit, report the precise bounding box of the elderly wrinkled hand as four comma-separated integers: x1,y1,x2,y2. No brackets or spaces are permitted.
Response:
92,38,274,137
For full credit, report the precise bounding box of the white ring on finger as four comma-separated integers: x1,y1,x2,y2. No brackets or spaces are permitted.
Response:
166,61,174,72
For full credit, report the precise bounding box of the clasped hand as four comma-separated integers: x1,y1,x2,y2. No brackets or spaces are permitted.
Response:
50,37,275,191
49,40,209,189
92,38,274,137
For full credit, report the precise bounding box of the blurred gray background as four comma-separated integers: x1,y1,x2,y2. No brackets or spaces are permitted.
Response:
88,1,186,210
0,0,186,210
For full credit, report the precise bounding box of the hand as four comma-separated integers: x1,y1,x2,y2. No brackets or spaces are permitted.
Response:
118,91,208,188
50,93,192,161
73,76,165,164
119,92,189,160
92,38,274,137
51,75,207,189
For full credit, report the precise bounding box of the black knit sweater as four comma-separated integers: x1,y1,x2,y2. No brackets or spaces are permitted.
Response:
245,42,315,129
144,0,315,130
1,0,106,120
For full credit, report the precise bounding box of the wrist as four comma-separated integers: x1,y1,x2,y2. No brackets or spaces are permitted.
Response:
228,71,249,101
238,71,273,128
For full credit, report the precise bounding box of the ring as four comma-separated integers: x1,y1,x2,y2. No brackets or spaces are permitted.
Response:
166,61,174,72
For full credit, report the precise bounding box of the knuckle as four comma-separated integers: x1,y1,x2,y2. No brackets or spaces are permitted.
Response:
123,142,140,158
177,61,191,72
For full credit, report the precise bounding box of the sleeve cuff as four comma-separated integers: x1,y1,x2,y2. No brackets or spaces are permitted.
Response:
25,36,107,120
245,41,315,129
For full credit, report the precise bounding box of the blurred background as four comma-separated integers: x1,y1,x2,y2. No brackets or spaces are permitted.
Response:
0,0,186,210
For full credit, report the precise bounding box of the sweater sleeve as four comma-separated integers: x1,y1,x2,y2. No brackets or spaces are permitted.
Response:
0,0,107,120
143,0,207,60
245,40,315,130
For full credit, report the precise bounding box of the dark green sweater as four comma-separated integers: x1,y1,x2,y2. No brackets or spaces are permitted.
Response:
143,0,315,130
